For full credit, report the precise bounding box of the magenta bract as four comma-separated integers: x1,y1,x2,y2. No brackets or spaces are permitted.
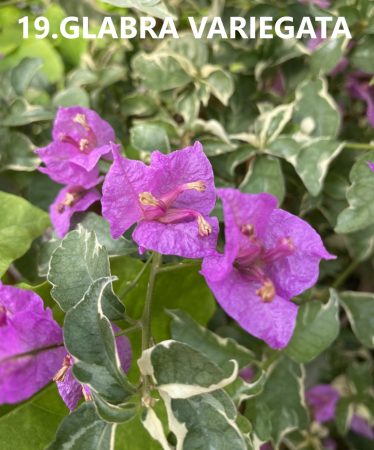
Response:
201,189,334,349
102,142,219,258
0,283,64,404
36,107,115,187
50,185,101,238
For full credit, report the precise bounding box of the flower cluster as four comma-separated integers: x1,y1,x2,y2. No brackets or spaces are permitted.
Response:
7,106,334,414
37,107,117,237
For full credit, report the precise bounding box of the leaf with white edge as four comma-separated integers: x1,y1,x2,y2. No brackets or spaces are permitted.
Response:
48,227,125,320
92,392,137,424
310,37,348,75
176,88,200,125
138,340,238,399
255,103,294,149
286,290,340,363
79,213,136,257
202,66,234,106
132,52,193,91
246,357,309,446
160,389,247,450
11,57,43,95
47,403,115,450
0,191,49,277
240,155,285,203
267,136,344,196
141,408,172,450
335,151,374,234
293,78,341,138
101,0,175,19
168,309,254,369
0,129,39,172
225,371,267,407
64,277,135,404
130,123,170,153
339,291,374,348
336,398,353,435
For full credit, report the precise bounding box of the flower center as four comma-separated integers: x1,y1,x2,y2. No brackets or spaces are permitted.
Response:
58,113,97,153
56,189,85,214
138,180,212,237
53,354,73,382
0,304,7,327
235,224,296,302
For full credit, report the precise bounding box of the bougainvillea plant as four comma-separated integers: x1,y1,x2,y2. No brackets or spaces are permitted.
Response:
0,1,373,450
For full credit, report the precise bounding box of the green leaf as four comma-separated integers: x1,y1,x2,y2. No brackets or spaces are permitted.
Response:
335,151,374,234
268,136,343,196
0,386,67,450
168,309,254,369
92,392,137,424
0,191,49,277
141,408,171,450
293,78,341,138
351,35,374,73
176,88,200,125
101,0,175,19
345,224,374,262
11,57,43,95
2,98,54,127
132,52,193,91
64,277,135,404
163,390,247,450
130,123,170,153
246,357,309,445
138,340,238,398
47,403,115,450
339,291,374,348
240,155,285,203
286,290,340,363
79,212,136,257
53,87,90,108
336,398,353,435
0,38,64,83
310,37,347,75
0,129,39,172
164,34,208,68
48,227,125,320
225,371,267,407
255,103,294,148
202,66,234,106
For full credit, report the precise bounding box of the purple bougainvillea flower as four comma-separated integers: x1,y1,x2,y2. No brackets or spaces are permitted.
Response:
307,384,374,439
201,189,334,349
368,162,374,172
50,184,101,238
37,107,116,187
54,328,132,411
347,72,374,128
0,283,64,404
350,415,374,440
299,0,330,7
102,142,219,258
306,384,339,422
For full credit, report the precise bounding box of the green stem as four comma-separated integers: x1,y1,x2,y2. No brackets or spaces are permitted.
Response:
344,142,374,151
332,260,360,289
156,260,201,273
141,252,162,351
115,324,141,337
118,255,153,299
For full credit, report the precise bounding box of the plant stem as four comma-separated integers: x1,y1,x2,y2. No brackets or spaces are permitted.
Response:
141,252,162,351
332,260,360,289
344,142,374,151
118,255,153,299
115,324,141,337
156,260,201,273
